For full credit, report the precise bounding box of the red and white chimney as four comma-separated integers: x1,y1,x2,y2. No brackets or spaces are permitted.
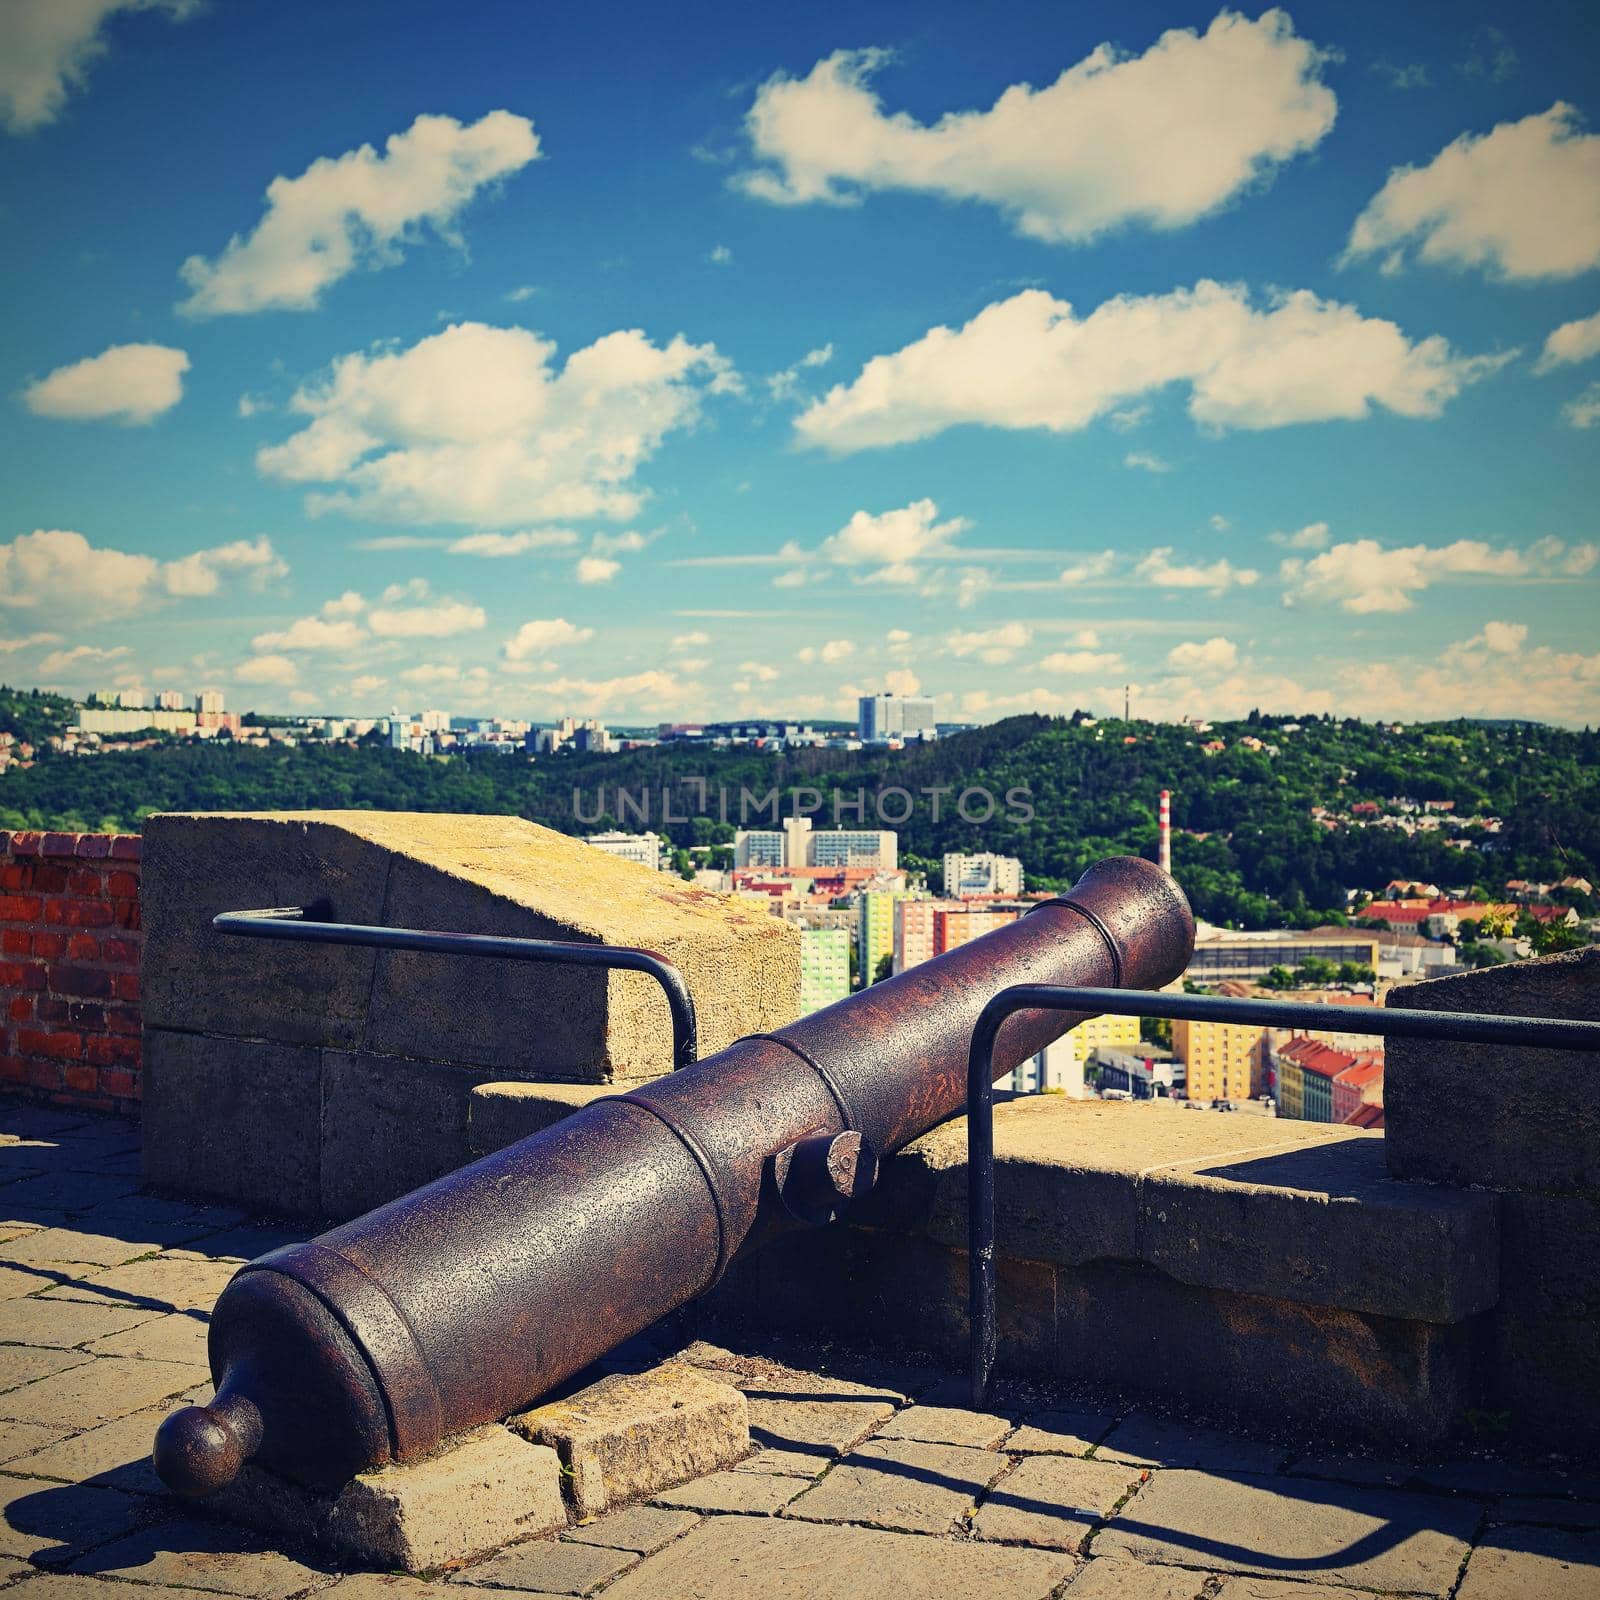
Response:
1159,788,1172,876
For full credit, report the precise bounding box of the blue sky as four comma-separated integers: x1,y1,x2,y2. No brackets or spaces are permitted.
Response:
2,0,1597,725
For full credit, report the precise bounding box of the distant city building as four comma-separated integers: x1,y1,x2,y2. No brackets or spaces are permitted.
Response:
117,689,149,710
894,898,946,972
586,831,662,871
733,830,785,869
738,818,897,872
75,706,197,736
1173,1015,1268,1103
1186,927,1381,984
933,906,1018,953
1002,1010,1144,1096
943,852,1023,898
858,692,938,744
798,926,851,1015
857,886,912,985
156,690,186,711
196,690,226,714
1095,1046,1183,1100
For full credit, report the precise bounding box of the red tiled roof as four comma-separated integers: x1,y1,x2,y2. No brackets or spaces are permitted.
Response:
1346,1103,1385,1129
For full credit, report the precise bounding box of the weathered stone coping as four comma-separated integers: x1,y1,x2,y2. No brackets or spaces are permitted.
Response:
471,1087,1499,1328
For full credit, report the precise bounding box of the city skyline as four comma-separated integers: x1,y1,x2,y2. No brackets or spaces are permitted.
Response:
3,1,1599,726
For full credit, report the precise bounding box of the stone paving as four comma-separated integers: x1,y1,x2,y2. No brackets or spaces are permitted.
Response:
2,1106,1600,1599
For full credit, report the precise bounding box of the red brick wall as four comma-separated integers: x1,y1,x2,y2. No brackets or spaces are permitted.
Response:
0,831,142,1116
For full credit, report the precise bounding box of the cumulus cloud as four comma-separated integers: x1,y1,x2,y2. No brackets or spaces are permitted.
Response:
1344,105,1600,281
0,632,63,656
258,321,732,525
1167,636,1239,672
575,555,620,585
798,639,854,665
1124,450,1170,473
740,12,1335,244
883,667,922,697
178,112,540,315
795,284,1502,452
946,623,1031,664
0,0,198,134
1564,383,1600,429
1135,548,1259,594
502,617,594,665
1535,310,1600,373
524,670,687,716
236,653,298,686
1038,648,1123,674
0,529,285,621
366,597,485,638
1059,551,1117,586
738,660,779,682
23,343,189,424
448,528,580,556
1280,536,1597,613
250,609,367,652
1271,521,1331,549
37,643,129,677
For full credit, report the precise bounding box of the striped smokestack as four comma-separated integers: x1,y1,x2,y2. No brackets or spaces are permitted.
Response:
1159,788,1172,877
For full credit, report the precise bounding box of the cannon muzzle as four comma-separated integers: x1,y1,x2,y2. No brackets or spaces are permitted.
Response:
154,855,1192,1494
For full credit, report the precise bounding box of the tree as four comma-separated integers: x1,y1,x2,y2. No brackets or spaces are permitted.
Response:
1336,962,1375,985
1260,965,1296,991
1141,1015,1172,1049
873,953,893,984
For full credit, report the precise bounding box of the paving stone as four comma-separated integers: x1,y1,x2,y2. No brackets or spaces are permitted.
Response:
0,1265,60,1299
321,1577,465,1600
0,1297,156,1349
0,1571,198,1600
786,1438,1008,1535
741,1369,899,1461
1285,1453,1416,1488
1097,1470,1482,1595
85,1311,210,1367
562,1504,699,1555
69,1515,330,1596
652,1468,803,1515
1416,1458,1588,1498
1493,1497,1600,1529
1006,1407,1118,1458
1213,1580,1376,1599
1064,1559,1211,1599
0,1175,142,1215
2,1226,204,1270
0,1421,67,1464
0,1470,146,1564
169,1226,308,1264
326,1425,567,1574
511,1363,748,1519
457,1537,635,1595
730,1446,828,1479
603,1513,1075,1600
44,1257,237,1315
0,1355,196,1427
1096,1413,1286,1473
0,1347,92,1394
1457,1524,1600,1599
12,1408,169,1493
972,1455,1145,1552
876,1404,1011,1449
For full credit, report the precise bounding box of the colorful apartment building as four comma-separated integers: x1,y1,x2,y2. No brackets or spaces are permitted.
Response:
1172,1017,1268,1102
858,887,912,985
1275,1037,1383,1123
798,926,851,1015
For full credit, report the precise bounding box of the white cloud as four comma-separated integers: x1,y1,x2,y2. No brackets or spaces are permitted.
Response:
766,343,835,401
251,614,366,652
0,0,198,135
1280,536,1596,613
740,12,1335,244
883,667,922,697
37,642,129,676
1208,514,1231,533
399,662,464,685
1344,105,1600,281
589,529,651,555
708,244,733,265
258,321,731,525
525,669,687,715
503,617,594,665
236,654,298,686
350,674,387,695
1059,551,1116,585
738,660,778,682
1271,520,1331,549
575,555,620,584
449,528,580,557
178,111,540,315
367,598,485,638
947,623,1031,664
1535,310,1600,373
505,284,539,304
816,498,968,578
0,632,62,655
1124,450,1170,473
1135,548,1259,594
23,343,189,424
798,639,855,665
1563,383,1600,430
0,529,285,620
1038,648,1123,674
1479,620,1527,654
1166,636,1239,672
795,283,1502,452
672,631,711,648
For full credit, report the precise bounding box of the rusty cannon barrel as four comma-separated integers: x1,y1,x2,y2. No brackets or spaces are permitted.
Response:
153,856,1193,1495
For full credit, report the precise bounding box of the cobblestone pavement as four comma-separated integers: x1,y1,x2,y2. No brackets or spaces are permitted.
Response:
3,1108,1600,1599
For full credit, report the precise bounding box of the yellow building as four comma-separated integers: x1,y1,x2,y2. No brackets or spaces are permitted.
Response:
1074,1010,1144,1069
858,889,910,985
1172,1018,1268,1102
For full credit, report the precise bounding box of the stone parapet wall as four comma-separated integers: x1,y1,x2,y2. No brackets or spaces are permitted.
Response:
0,829,142,1116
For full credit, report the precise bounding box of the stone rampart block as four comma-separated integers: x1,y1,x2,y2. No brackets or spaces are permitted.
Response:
511,1363,749,1518
321,1052,501,1220
142,1028,320,1215
467,1080,614,1157
1385,948,1600,1195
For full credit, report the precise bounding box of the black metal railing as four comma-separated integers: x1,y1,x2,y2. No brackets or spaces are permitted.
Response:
965,985,1600,1405
213,906,698,1072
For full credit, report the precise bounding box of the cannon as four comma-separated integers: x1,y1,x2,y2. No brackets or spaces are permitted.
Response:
153,856,1194,1496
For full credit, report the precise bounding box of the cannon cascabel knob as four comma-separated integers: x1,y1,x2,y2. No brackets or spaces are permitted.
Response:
153,1391,261,1496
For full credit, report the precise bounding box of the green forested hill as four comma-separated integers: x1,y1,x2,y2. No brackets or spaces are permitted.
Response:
2,713,1596,928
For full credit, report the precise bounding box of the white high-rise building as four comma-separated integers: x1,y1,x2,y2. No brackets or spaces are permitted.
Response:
943,852,1024,898
858,693,938,743
811,830,897,870
156,690,186,711
196,690,226,714
587,832,662,871
733,831,785,868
